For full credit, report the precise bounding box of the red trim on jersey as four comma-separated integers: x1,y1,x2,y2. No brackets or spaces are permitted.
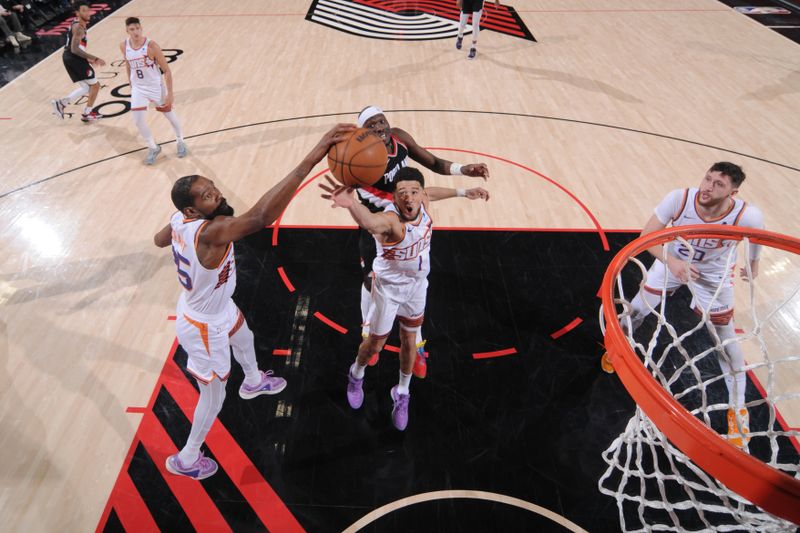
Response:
361,185,393,201
130,107,147,111
386,134,407,157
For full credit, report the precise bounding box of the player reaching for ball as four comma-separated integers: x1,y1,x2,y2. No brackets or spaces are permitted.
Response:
121,17,187,165
320,167,489,430
353,105,490,379
153,124,354,480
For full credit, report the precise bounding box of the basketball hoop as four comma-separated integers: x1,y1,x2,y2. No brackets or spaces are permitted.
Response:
598,225,800,530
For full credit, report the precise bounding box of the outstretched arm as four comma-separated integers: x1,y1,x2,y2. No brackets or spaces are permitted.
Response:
394,128,489,179
200,124,356,245
319,176,403,241
425,186,490,202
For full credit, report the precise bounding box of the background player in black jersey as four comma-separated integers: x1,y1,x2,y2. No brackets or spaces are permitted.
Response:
50,1,105,123
355,105,490,379
456,0,499,60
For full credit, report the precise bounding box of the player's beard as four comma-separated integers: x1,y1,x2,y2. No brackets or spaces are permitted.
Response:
208,199,234,219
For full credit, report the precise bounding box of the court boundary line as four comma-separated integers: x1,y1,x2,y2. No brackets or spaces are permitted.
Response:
2,109,798,199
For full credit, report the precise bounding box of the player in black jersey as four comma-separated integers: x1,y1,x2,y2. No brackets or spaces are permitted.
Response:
355,105,490,378
50,2,106,123
455,0,499,60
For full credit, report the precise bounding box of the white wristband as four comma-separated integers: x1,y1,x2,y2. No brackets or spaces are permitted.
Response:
450,163,463,175
456,188,466,197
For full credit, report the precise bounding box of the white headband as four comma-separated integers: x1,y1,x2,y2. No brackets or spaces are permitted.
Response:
357,106,384,127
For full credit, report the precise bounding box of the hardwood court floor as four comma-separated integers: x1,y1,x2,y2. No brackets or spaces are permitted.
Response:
0,0,798,530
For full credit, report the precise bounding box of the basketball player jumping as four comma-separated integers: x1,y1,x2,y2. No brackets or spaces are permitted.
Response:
455,0,499,60
355,105,489,379
153,124,355,479
50,1,105,123
321,168,490,431
121,17,187,165
621,162,763,448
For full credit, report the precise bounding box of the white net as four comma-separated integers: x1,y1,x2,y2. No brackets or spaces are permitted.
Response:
598,233,800,532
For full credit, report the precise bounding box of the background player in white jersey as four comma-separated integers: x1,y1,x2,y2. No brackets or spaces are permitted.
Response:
321,167,489,431
153,124,355,479
356,105,489,380
122,17,186,165
50,1,106,123
455,0,499,60
621,162,763,448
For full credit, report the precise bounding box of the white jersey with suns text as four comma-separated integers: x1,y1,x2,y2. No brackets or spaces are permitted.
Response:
654,188,763,273
125,38,161,91
169,211,236,316
372,203,432,283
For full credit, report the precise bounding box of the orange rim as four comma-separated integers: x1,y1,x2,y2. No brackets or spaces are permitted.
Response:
601,224,800,524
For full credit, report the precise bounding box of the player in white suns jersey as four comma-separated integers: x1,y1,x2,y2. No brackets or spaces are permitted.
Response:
154,124,354,479
320,167,489,431
621,162,764,448
355,105,490,380
121,17,186,165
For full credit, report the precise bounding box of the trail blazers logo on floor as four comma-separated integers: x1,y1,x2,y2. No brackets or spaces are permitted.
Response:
306,0,536,41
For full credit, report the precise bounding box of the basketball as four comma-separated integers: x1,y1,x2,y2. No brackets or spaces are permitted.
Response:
327,127,388,187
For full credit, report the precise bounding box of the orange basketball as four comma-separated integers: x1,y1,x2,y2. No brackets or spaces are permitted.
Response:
327,127,388,187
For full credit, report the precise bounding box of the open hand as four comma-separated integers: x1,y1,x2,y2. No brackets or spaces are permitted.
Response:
308,123,357,164
465,187,490,201
319,175,355,208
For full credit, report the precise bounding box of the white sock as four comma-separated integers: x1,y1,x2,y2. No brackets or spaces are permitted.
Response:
229,321,262,388
64,84,88,105
715,323,747,408
397,371,411,395
360,284,373,336
458,13,468,38
472,10,482,44
133,110,158,149
351,359,366,380
83,106,93,115
163,110,184,142
178,378,226,465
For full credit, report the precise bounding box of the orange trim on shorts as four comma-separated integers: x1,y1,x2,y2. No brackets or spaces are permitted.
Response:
693,306,734,325
398,314,425,329
183,314,210,355
187,368,230,384
228,311,245,337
